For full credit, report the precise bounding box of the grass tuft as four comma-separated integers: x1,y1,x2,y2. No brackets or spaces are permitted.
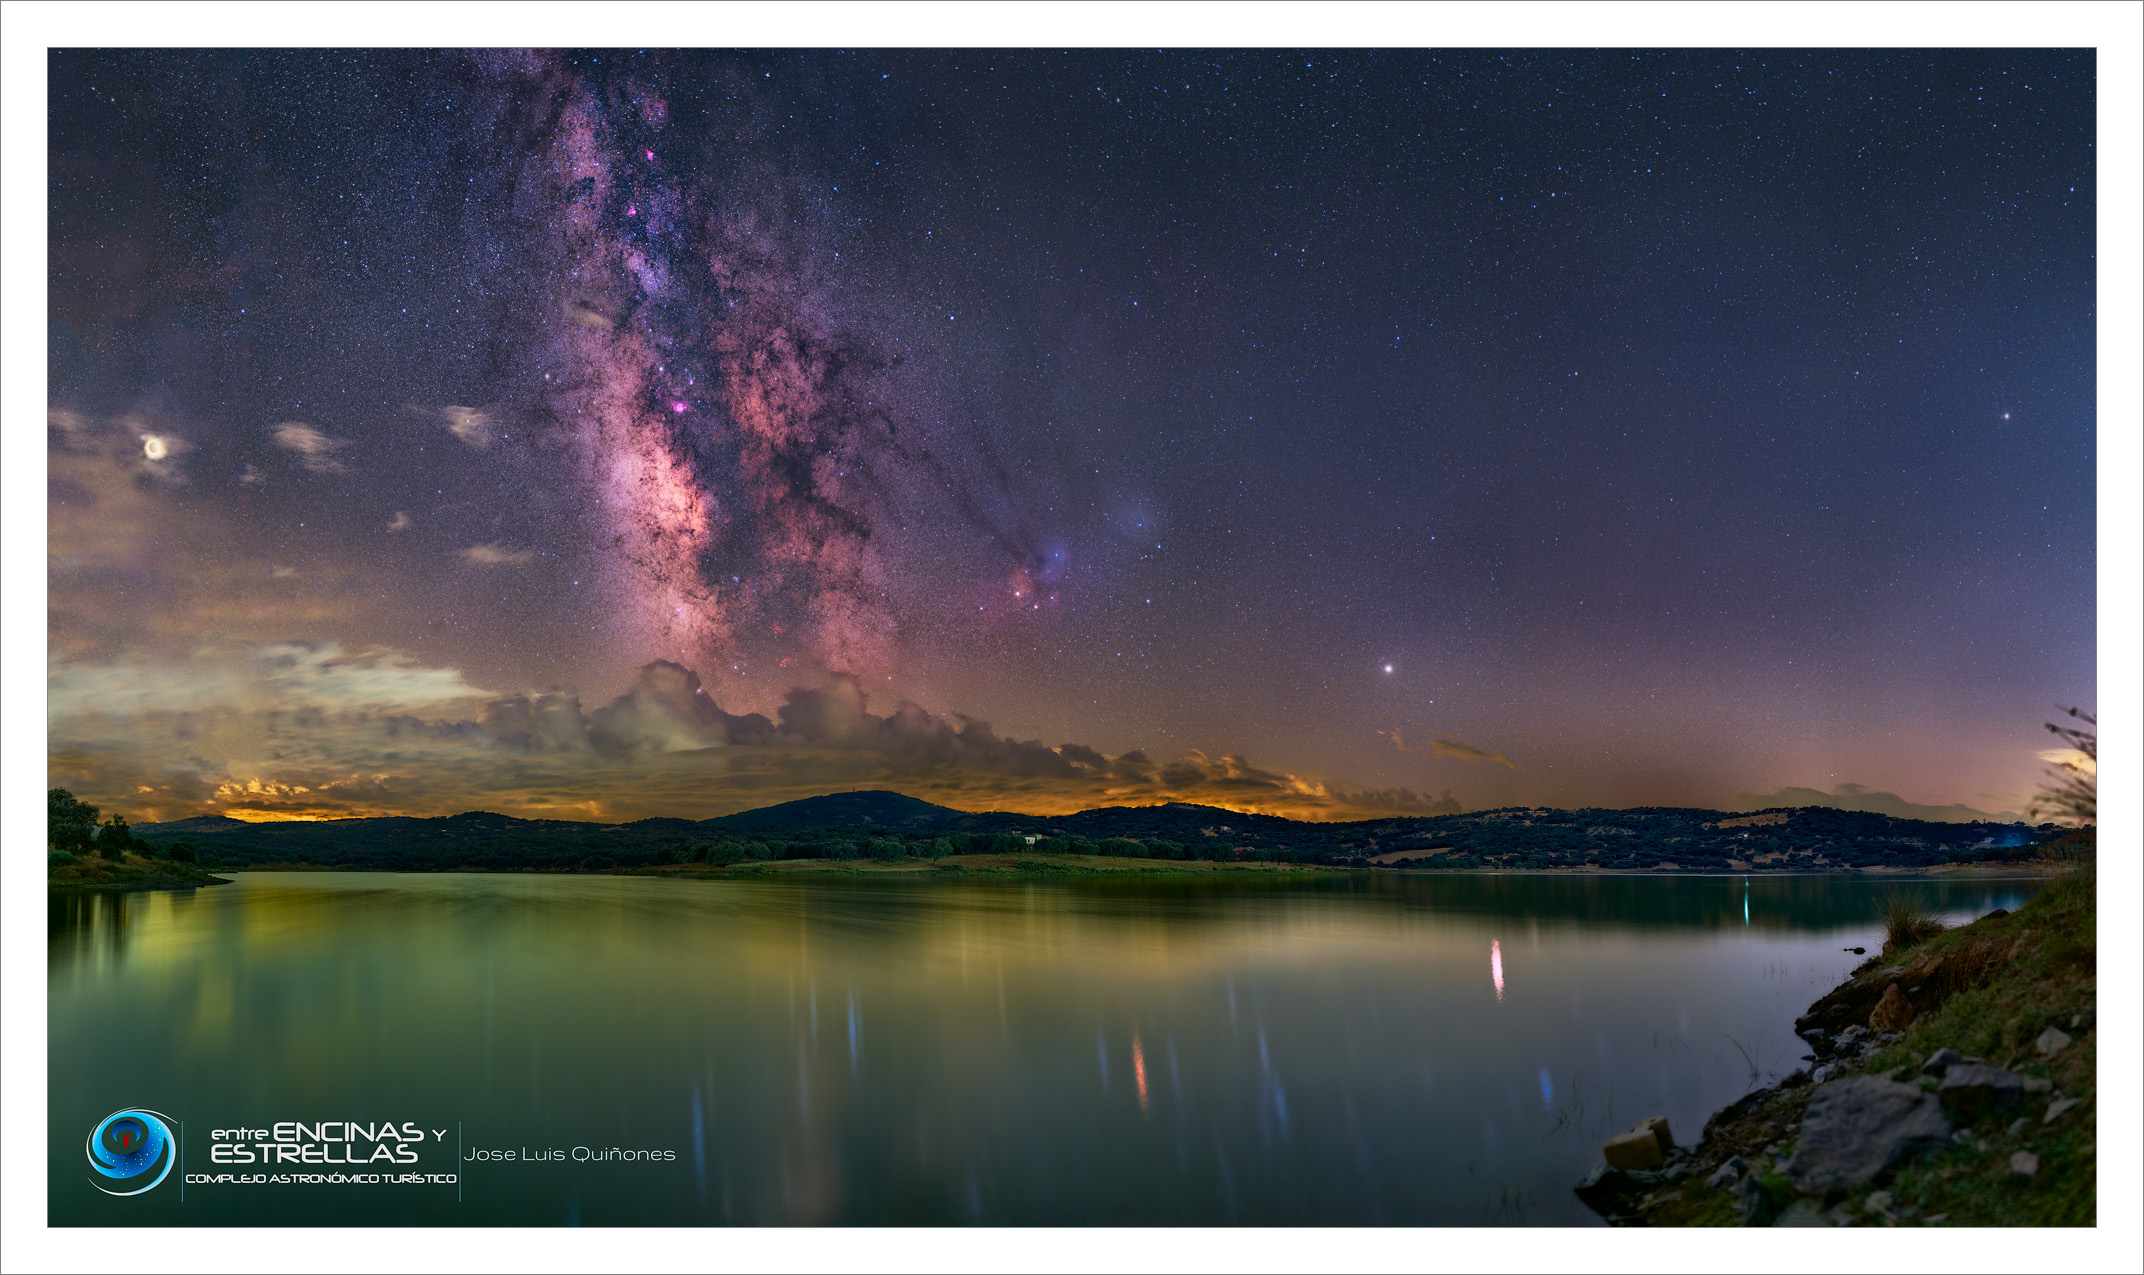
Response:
1879,891,1948,952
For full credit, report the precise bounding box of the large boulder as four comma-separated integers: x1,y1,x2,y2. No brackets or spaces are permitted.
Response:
1602,1127,1665,1171
1780,1076,1951,1194
1634,1115,1674,1151
1868,984,1915,1032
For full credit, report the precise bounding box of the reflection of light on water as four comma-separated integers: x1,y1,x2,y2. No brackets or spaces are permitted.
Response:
1490,939,1504,1002
1538,1065,1553,1111
1133,1030,1149,1117
1097,1030,1111,1095
690,1081,707,1199
1257,1025,1288,1137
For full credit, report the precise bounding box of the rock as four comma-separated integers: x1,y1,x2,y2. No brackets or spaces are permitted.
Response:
1781,1076,1952,1193
1938,1063,2024,1115
2022,1075,2054,1094
1635,1115,1675,1151
1864,1190,1894,1214
1837,1024,1868,1044
1780,1068,1811,1089
1810,1063,1838,1084
1731,1171,1769,1223
1842,945,1865,955
1602,1127,1665,1171
1707,1156,1751,1189
2010,1151,2039,1178
2043,1097,2080,1123
1869,984,1915,1032
1876,1029,1905,1044
2035,1026,2074,1057
1922,1047,1964,1073
2007,1117,2030,1138
1981,908,2009,920
1773,1199,1831,1226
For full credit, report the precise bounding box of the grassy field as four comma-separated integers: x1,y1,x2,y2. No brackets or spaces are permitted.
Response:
47,848,231,890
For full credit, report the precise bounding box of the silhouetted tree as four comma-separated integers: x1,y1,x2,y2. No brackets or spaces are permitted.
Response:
96,814,136,860
48,788,99,853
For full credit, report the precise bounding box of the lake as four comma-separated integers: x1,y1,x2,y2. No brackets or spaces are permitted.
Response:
49,870,2038,1226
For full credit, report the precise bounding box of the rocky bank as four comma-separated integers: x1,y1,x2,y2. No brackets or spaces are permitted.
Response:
1575,868,2096,1227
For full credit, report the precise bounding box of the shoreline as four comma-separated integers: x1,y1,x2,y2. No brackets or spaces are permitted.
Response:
73,859,2056,887
1572,865,2095,1227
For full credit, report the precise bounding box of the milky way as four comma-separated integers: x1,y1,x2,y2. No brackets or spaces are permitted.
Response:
461,50,1038,690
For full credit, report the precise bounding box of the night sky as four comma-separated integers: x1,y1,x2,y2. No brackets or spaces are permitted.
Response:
45,48,2097,823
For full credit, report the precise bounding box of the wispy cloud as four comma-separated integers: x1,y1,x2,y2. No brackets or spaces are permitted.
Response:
271,421,352,473
412,403,501,450
1378,727,1515,768
2036,747,2094,776
386,511,412,532
461,543,535,566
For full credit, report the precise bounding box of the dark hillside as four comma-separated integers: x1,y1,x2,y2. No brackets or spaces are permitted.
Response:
135,795,2061,874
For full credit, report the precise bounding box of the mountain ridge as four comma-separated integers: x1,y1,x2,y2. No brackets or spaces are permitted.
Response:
134,789,2057,874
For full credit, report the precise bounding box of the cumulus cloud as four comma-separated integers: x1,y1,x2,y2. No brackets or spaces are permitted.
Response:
1379,727,1515,768
49,655,1466,825
1732,782,2022,825
271,421,352,473
461,543,536,566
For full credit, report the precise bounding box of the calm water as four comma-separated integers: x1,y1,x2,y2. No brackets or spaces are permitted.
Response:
50,871,2036,1226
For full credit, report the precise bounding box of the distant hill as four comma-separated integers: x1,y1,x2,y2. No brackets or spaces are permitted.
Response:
133,796,2060,874
709,790,966,829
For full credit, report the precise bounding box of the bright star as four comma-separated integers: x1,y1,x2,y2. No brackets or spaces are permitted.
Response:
1383,663,1394,674
141,435,167,460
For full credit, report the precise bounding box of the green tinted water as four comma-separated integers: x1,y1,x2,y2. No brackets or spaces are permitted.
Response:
50,871,2035,1226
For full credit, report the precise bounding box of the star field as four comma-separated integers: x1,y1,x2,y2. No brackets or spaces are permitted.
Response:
45,48,2095,822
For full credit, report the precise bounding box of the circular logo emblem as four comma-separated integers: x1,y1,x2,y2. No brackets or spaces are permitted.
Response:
86,1109,176,1196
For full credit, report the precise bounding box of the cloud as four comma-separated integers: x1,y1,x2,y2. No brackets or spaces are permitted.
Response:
271,421,352,473
49,655,1467,825
50,642,493,719
1380,727,1515,768
461,543,536,566
1733,783,2023,825
2036,747,2094,776
387,511,412,532
412,403,501,450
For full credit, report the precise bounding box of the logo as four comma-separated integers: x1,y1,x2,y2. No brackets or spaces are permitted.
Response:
87,1109,176,1196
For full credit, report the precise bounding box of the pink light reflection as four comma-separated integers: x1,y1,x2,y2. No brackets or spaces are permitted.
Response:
1132,1030,1149,1117
1491,939,1505,1002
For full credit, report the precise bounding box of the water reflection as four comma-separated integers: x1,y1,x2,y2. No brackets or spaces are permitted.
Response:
49,871,2036,1226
